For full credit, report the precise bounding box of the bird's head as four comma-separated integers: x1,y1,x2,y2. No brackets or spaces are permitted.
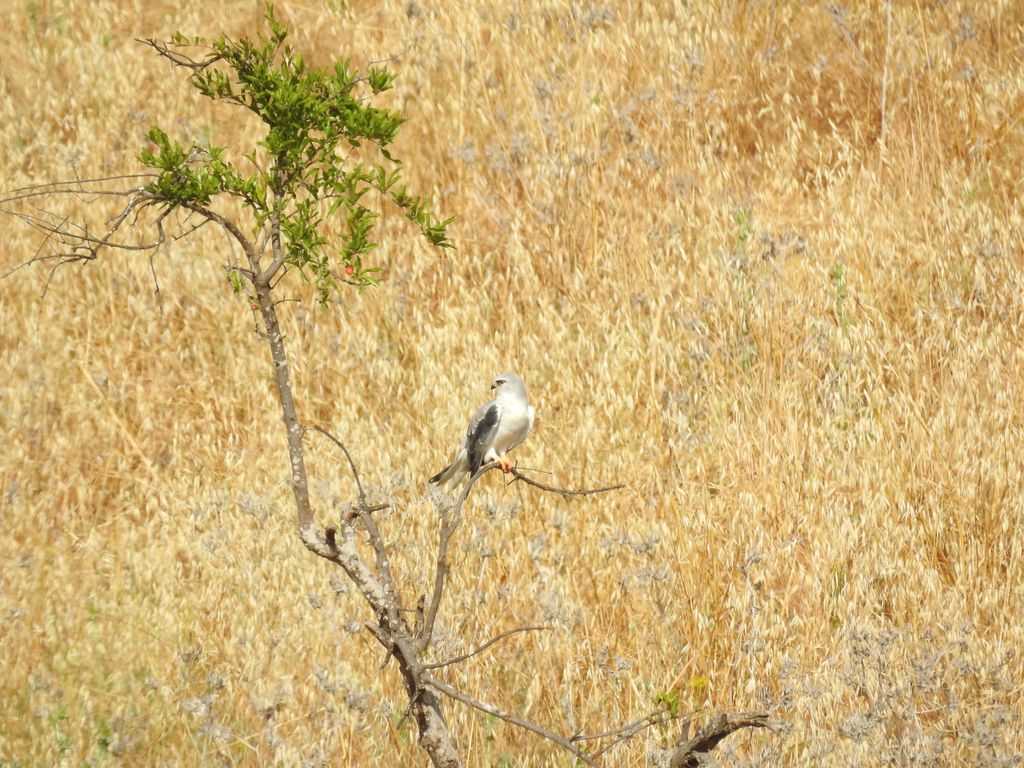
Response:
491,373,526,395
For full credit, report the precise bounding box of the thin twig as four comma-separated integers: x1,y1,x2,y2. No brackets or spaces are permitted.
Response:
584,710,688,759
423,674,602,768
148,251,162,298
299,424,401,624
573,708,681,742
4,173,155,195
509,467,624,497
303,423,366,503
510,464,554,476
181,202,258,265
422,626,550,671
1,223,54,281
139,38,223,71
0,184,152,208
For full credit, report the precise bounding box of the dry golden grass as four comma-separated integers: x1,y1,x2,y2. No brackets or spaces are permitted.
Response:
2,1,1023,765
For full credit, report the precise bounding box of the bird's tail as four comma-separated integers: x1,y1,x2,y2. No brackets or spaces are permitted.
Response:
428,464,453,485
429,456,467,490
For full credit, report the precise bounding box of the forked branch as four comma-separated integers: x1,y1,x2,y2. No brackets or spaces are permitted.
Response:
418,462,623,653
669,711,774,768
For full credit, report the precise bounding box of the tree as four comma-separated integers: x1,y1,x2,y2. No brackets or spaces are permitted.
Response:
1,6,770,765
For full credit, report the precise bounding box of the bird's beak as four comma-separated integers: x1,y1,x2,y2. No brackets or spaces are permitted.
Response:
490,383,497,390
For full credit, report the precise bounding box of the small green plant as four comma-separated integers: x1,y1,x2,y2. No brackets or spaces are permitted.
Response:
733,206,753,254
48,704,71,761
652,689,681,718
828,262,850,336
95,718,113,754
829,567,847,600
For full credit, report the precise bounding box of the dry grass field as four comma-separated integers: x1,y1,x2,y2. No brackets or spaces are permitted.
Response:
2,0,1023,765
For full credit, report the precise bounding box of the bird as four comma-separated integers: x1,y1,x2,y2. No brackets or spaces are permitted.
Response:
429,373,535,491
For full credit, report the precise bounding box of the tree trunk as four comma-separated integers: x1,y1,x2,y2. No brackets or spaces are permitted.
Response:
254,277,463,767
412,689,462,768
254,279,314,532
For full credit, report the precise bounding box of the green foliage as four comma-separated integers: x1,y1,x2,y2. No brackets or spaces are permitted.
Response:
139,3,452,299
48,704,71,761
733,206,753,254
652,689,681,718
829,262,850,336
95,717,113,754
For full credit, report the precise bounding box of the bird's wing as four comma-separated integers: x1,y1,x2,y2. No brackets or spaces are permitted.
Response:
465,400,502,475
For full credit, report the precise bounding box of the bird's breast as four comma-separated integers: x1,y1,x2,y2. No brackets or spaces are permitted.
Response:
493,400,532,452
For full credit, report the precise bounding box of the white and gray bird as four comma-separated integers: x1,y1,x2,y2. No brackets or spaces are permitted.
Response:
429,373,535,490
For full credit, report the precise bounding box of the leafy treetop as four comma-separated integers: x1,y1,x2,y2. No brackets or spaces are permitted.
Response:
139,4,452,300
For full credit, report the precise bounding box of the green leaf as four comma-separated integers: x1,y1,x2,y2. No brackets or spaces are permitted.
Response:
367,66,395,94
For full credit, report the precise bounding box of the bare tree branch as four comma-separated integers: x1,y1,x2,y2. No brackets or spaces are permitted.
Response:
356,508,399,605
423,674,602,768
0,179,154,208
418,461,622,653
509,467,625,497
669,712,773,768
5,193,166,260
422,626,550,671
300,424,402,615
573,708,690,760
139,37,223,71
572,709,681,743
4,173,155,194
304,423,367,503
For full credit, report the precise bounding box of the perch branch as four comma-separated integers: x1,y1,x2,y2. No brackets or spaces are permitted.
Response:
509,467,624,497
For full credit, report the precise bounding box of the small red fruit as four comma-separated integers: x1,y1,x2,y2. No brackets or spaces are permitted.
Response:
344,265,355,276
